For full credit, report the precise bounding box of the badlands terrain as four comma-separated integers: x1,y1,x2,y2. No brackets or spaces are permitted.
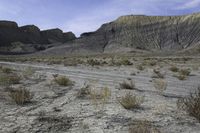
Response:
0,55,200,133
0,12,200,133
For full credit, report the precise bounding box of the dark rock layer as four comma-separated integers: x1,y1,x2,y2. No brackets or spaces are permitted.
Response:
0,21,76,48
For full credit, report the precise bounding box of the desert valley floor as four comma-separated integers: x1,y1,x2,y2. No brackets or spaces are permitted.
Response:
0,56,200,133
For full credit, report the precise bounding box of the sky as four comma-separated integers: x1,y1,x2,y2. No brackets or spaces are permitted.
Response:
0,0,200,36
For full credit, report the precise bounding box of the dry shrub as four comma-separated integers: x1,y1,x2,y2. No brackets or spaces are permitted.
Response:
176,74,186,80
169,66,179,72
0,73,21,86
148,60,157,66
120,80,136,90
153,79,167,94
9,87,32,105
119,58,133,66
54,76,73,86
129,120,161,133
177,87,200,121
87,59,101,66
37,111,72,132
173,68,191,80
152,69,165,79
136,64,145,71
89,87,111,110
179,69,191,76
1,67,13,74
119,93,144,109
76,84,91,99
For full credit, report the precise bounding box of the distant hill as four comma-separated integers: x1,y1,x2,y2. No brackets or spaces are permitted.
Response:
67,13,200,54
0,21,76,54
1,13,200,55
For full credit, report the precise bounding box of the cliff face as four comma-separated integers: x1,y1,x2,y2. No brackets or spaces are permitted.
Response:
0,21,76,49
1,13,200,55
72,13,200,53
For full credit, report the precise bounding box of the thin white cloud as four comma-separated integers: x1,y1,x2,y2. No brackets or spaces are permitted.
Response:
176,0,200,9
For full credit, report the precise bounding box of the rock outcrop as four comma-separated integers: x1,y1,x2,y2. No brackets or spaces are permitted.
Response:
0,21,76,53
70,13,200,53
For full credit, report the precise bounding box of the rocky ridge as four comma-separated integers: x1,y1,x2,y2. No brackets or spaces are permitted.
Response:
70,13,200,53
0,21,76,53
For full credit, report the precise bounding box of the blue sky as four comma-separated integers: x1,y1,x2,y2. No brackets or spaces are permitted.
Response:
0,0,200,36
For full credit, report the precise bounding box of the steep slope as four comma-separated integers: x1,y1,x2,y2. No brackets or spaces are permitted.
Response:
70,13,200,53
0,21,76,53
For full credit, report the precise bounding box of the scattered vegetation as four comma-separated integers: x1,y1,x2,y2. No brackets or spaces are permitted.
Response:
53,75,73,86
177,87,200,121
119,58,133,66
129,120,161,133
87,59,101,66
119,80,136,90
9,87,32,105
119,93,144,109
153,79,167,94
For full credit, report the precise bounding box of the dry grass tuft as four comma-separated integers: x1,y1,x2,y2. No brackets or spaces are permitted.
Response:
129,120,161,133
153,79,167,94
179,69,191,76
87,59,101,66
177,87,200,121
0,73,21,86
148,60,157,66
152,69,165,79
76,84,91,99
169,66,179,72
136,64,145,71
89,87,111,110
9,87,32,105
176,74,186,80
53,76,73,86
173,68,191,80
119,58,133,66
1,67,13,74
120,80,136,90
119,93,144,109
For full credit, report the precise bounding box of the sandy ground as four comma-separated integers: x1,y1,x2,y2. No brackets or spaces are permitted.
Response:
0,61,200,133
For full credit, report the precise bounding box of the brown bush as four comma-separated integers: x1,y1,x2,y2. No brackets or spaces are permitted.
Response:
54,76,73,86
177,87,200,121
129,120,161,133
120,80,136,90
119,93,144,109
9,87,32,105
